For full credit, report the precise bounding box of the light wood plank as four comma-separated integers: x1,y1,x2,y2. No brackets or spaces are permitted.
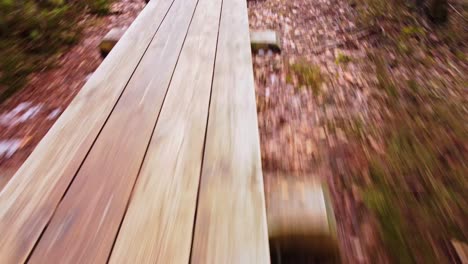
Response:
190,0,270,262
0,1,174,262
452,240,468,264
28,0,199,262
109,0,222,262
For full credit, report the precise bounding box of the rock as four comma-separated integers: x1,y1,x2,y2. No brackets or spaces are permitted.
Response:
0,137,30,159
388,53,398,67
368,135,384,154
429,33,440,43
273,57,282,71
258,49,265,56
336,128,348,143
85,72,94,82
305,140,317,155
0,140,22,159
414,48,426,61
267,177,340,261
250,30,281,53
351,237,365,262
0,102,30,125
47,108,62,120
344,72,355,84
0,103,42,126
99,27,127,57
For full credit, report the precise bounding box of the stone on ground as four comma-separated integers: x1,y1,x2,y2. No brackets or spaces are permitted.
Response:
267,177,339,261
250,30,281,53
99,27,127,57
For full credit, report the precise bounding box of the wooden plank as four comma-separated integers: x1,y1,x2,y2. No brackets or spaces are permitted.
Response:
452,240,468,263
190,0,270,262
0,1,174,262
109,0,222,262
27,0,199,262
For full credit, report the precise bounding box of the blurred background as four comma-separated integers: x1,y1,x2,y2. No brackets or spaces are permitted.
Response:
1,0,467,262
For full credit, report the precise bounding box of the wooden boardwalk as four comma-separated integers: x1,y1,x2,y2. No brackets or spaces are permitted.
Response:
0,0,270,262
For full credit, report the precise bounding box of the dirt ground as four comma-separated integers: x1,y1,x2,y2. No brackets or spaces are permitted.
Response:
248,0,382,261
249,0,467,262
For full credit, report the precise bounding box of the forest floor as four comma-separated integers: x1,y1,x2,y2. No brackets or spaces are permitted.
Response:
250,0,466,262
0,0,466,262
0,0,146,189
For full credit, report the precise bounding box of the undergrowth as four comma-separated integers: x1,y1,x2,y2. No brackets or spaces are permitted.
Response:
287,61,324,96
362,52,466,263
0,0,115,102
335,52,353,64
349,0,467,261
363,96,467,262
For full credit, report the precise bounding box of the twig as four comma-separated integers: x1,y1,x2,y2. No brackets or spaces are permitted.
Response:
449,3,468,22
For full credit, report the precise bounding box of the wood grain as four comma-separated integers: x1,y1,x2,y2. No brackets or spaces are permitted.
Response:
109,0,222,261
27,0,199,262
452,240,468,264
190,0,270,262
0,1,174,262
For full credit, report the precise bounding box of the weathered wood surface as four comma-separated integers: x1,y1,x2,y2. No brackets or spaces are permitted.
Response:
190,0,270,262
0,0,269,261
29,0,198,262
0,0,174,262
109,0,222,262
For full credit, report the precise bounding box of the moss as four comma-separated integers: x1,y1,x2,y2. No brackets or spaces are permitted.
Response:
401,26,425,38
455,50,466,61
362,95,467,261
335,53,352,64
374,55,398,98
354,0,466,261
342,116,368,141
289,61,324,96
397,41,414,55
407,79,420,93
368,159,386,185
363,187,416,263
0,0,114,101
285,72,294,84
87,0,113,15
